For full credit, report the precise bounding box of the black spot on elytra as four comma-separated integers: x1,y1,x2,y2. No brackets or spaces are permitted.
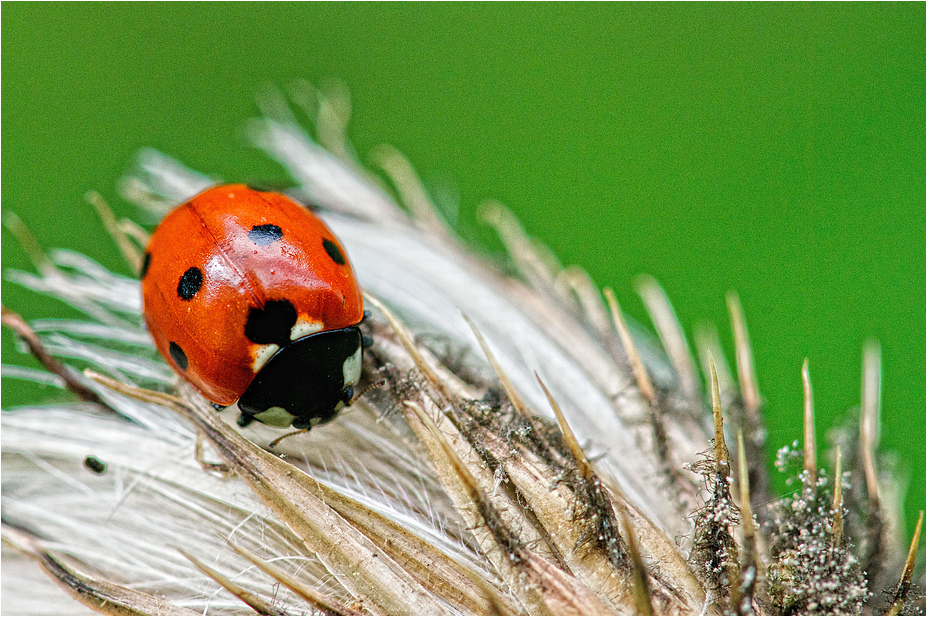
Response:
140,252,152,278
169,342,188,370
245,299,297,345
248,224,283,246
177,267,203,300
323,238,346,266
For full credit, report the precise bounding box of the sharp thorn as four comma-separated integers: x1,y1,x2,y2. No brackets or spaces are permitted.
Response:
556,266,612,337
370,143,452,240
708,350,729,467
4,211,55,275
831,446,844,549
536,372,592,477
463,312,531,418
860,339,882,503
178,547,284,615
85,190,144,274
229,542,358,615
727,291,760,415
886,510,924,616
619,508,654,616
478,200,559,291
737,431,755,540
736,431,758,614
694,323,734,408
636,275,699,399
604,287,655,403
802,359,817,485
363,291,453,405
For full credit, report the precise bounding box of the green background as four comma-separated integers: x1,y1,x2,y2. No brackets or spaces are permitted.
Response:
3,4,924,541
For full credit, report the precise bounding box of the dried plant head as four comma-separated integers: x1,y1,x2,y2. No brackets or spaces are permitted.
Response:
2,83,922,615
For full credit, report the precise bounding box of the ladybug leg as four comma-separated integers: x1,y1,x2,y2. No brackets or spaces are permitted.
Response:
237,412,255,428
194,432,231,475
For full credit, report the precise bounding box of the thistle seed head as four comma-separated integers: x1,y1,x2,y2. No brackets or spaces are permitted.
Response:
2,84,922,615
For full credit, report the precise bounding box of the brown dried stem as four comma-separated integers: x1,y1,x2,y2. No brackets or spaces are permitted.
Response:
1,305,114,411
2,524,197,616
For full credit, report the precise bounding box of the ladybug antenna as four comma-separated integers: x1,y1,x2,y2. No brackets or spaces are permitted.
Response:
268,428,309,449
350,378,387,405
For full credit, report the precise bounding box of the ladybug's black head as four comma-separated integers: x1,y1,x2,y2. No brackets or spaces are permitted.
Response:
236,326,363,430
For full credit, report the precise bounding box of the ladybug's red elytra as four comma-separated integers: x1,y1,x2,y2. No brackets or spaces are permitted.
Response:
141,184,365,430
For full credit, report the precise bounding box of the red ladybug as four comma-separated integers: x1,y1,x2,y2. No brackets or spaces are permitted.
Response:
141,184,364,430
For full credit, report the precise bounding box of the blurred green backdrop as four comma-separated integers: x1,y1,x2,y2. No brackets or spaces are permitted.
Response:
3,4,923,540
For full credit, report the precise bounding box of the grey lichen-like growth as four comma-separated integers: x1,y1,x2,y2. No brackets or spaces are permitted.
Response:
765,450,868,615
762,361,870,614
1,83,923,615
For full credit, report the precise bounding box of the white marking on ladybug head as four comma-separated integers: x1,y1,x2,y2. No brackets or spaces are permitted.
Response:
342,345,362,387
253,406,295,428
251,343,279,372
290,319,323,341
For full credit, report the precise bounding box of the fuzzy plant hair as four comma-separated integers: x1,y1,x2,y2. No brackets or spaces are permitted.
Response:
2,84,923,616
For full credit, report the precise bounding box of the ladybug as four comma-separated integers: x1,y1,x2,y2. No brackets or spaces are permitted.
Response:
140,184,365,430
